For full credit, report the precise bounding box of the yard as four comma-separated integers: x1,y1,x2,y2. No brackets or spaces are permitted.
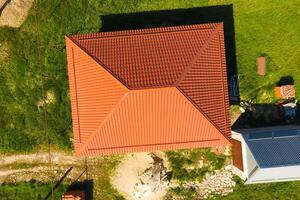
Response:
0,0,299,199
0,182,68,200
0,0,299,153
215,178,300,200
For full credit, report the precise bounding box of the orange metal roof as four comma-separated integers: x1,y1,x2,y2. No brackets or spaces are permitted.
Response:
66,23,231,156
70,24,218,89
76,87,229,156
274,85,295,99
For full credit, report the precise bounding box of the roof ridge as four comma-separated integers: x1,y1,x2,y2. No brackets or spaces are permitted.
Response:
66,35,132,89
174,23,223,86
75,92,130,156
71,23,219,40
74,27,216,41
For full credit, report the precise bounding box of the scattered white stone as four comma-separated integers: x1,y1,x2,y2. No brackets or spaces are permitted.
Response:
231,181,236,187
170,167,236,199
225,165,232,171
198,160,204,168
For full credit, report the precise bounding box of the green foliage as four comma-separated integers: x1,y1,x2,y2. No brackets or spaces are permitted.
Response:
0,0,104,152
168,186,198,200
212,176,300,200
9,162,40,170
0,0,209,152
91,155,125,200
165,148,226,182
0,182,68,200
0,0,299,155
208,0,300,102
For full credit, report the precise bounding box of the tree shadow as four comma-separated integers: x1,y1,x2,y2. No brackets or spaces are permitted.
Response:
100,5,240,105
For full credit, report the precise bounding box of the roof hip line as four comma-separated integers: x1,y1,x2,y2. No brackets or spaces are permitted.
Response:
75,92,130,156
66,35,130,90
174,23,223,86
175,86,232,144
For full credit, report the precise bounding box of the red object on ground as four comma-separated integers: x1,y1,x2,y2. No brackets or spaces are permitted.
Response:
62,190,85,200
257,57,266,75
232,139,243,171
275,85,295,99
66,23,232,156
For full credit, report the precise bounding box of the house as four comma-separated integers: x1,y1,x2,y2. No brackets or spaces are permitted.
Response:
232,125,300,184
65,22,232,156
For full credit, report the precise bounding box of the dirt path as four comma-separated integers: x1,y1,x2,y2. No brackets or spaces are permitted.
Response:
0,152,84,184
0,152,78,166
0,0,33,27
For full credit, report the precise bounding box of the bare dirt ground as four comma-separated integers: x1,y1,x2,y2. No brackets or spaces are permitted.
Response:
0,152,78,165
0,0,33,27
112,152,170,200
0,152,85,184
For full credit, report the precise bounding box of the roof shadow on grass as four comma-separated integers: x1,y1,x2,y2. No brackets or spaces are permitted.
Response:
67,179,93,200
100,5,240,105
232,103,300,129
276,76,294,86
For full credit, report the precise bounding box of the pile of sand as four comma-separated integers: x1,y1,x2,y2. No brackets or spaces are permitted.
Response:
112,152,171,200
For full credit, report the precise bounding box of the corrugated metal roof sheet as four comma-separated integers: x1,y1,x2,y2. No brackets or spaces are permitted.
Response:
76,87,229,156
70,23,219,89
178,26,231,138
243,128,300,168
66,38,128,151
66,23,232,156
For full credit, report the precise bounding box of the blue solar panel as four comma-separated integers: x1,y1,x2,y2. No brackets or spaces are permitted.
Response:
248,131,273,140
274,129,298,138
244,128,300,168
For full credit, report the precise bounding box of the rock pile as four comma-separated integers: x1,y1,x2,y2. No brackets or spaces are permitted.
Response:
169,165,236,199
197,167,234,199
175,165,235,199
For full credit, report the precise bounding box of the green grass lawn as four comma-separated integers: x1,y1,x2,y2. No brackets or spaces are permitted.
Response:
0,0,299,152
88,155,125,200
165,148,227,183
213,177,300,200
0,182,68,200
165,148,228,199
